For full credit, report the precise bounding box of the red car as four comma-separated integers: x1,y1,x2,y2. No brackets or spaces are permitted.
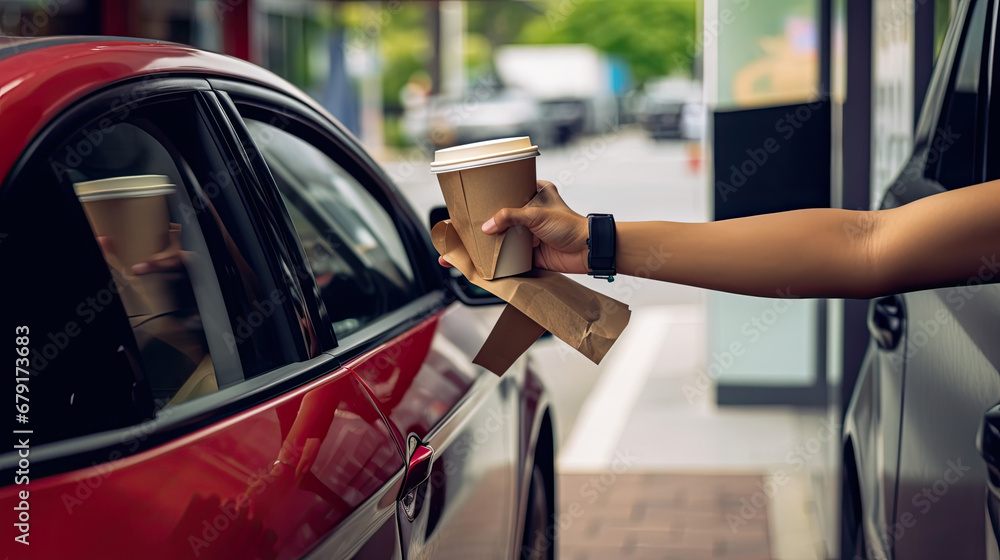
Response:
0,37,555,560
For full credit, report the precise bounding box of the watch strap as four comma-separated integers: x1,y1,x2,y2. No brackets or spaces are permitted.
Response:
587,213,616,282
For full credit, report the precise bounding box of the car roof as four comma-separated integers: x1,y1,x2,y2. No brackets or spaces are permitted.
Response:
0,36,336,184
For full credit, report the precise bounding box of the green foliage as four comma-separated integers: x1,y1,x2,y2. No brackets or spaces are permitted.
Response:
336,3,432,111
517,0,697,85
384,115,411,148
381,27,430,109
464,33,494,77
378,4,432,111
466,1,545,47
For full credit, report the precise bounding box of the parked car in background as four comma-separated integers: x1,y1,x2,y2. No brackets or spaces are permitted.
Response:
425,85,550,149
495,44,625,144
842,1,1000,558
636,77,703,140
0,36,556,560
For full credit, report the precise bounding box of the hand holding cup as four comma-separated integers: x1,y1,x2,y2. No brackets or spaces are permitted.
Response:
439,180,589,275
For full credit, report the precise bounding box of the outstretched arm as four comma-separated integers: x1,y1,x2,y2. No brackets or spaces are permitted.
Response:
469,179,1000,299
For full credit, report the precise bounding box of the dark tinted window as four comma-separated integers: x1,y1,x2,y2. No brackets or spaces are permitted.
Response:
2,157,147,442
930,0,988,188
0,93,298,444
243,119,420,340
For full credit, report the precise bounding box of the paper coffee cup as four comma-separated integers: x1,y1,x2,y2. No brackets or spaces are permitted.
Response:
431,137,539,279
75,175,177,317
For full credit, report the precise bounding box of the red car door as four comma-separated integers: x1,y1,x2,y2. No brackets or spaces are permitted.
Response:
344,305,522,560
220,88,522,558
0,81,405,559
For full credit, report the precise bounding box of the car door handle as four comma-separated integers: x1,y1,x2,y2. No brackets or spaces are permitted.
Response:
399,439,434,521
402,443,433,497
868,295,905,350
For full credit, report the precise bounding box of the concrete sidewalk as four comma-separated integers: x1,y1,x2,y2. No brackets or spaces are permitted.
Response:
558,472,771,560
548,302,834,560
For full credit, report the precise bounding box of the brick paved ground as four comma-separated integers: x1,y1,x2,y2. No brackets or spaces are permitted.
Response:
558,473,771,560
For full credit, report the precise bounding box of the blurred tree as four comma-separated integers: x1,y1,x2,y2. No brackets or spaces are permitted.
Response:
334,2,432,147
463,2,542,79
381,27,431,109
337,2,431,113
517,0,697,85
463,32,494,79
379,5,432,112
467,2,544,49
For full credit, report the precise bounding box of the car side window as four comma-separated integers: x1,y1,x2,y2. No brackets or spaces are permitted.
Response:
242,118,420,340
929,0,989,189
71,123,229,412
0,93,300,444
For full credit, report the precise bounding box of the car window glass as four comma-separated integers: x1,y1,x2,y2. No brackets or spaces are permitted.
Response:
243,119,419,340
1,94,301,444
71,123,228,411
930,0,987,189
2,155,149,444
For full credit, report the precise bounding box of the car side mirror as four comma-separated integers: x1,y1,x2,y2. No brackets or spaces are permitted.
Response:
429,205,503,306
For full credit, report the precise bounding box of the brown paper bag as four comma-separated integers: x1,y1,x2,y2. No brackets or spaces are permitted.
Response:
432,219,631,375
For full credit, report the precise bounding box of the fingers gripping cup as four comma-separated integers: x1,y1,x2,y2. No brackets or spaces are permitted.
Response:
431,137,539,280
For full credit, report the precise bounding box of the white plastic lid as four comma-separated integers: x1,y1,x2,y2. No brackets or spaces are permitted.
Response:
75,175,176,202
431,136,539,173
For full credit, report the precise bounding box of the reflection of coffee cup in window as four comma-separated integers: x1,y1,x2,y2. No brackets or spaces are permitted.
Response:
431,137,539,280
75,175,177,317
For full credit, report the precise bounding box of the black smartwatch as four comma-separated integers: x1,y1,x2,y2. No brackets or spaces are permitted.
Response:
586,213,616,282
